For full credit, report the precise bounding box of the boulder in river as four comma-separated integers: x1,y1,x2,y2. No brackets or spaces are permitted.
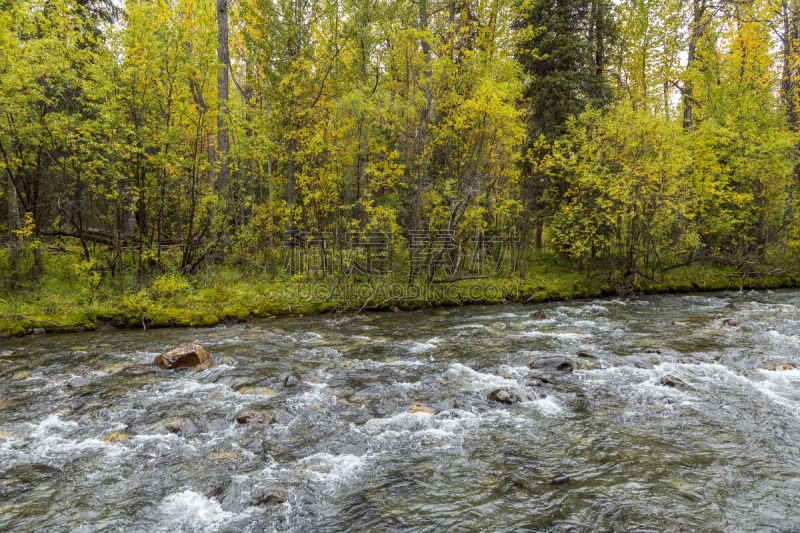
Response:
409,403,436,415
529,310,551,320
488,388,518,404
252,486,286,506
235,410,276,426
660,375,688,389
529,357,574,373
154,344,210,371
283,373,306,388
576,350,596,359
722,319,743,328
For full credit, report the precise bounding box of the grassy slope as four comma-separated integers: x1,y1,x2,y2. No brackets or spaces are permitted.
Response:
1,249,798,338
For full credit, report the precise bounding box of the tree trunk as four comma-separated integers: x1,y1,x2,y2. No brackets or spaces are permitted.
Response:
216,0,230,192
683,0,705,130
286,135,297,230
7,175,19,285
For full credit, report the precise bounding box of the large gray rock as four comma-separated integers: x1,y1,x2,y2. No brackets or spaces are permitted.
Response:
252,486,286,506
529,357,574,373
488,388,518,404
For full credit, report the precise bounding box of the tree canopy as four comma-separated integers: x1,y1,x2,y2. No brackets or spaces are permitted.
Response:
1,0,799,290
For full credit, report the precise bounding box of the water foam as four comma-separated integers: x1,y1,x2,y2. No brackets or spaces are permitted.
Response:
159,490,233,531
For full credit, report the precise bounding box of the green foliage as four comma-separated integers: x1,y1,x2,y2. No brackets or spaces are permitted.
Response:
548,104,692,281
149,274,192,300
1,0,800,308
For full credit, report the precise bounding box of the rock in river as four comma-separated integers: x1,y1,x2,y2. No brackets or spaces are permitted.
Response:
488,388,518,404
660,375,688,389
236,410,276,425
529,357,574,373
529,310,551,320
528,373,554,386
101,432,129,443
67,376,92,389
154,344,210,371
409,403,436,415
763,363,793,371
253,486,286,506
283,373,306,388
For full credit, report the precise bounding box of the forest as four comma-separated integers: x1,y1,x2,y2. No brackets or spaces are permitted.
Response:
2,0,800,333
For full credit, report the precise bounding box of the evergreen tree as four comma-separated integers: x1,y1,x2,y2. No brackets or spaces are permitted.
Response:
515,0,616,246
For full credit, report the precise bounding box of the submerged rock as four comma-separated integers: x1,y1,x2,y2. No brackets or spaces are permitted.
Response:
722,319,743,328
660,375,688,389
11,370,32,381
149,418,197,437
67,376,92,389
119,365,154,376
166,420,195,435
530,310,551,320
529,357,574,373
623,354,658,369
528,372,554,387
209,451,241,462
236,386,277,397
154,344,210,371
576,358,601,371
283,373,306,388
101,432,129,443
409,403,436,415
763,363,793,371
576,350,596,359
488,388,518,404
252,486,286,506
235,410,276,425
0,359,14,376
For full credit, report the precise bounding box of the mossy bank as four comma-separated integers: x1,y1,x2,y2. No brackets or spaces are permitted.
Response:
2,253,798,339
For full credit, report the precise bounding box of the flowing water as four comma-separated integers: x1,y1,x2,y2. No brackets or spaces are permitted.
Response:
2,290,800,532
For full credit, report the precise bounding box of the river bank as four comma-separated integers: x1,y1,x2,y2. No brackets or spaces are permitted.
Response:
2,252,798,338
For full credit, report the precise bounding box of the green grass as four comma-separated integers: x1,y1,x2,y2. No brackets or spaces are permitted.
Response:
0,247,798,338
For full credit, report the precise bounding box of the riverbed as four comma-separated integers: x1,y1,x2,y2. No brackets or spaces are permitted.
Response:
2,290,800,531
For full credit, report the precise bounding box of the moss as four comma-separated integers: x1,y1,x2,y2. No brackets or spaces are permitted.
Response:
199,314,219,327
150,315,173,328
2,249,800,337
222,305,250,321
173,316,191,327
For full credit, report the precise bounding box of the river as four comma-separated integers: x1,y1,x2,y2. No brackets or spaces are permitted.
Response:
2,290,800,531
